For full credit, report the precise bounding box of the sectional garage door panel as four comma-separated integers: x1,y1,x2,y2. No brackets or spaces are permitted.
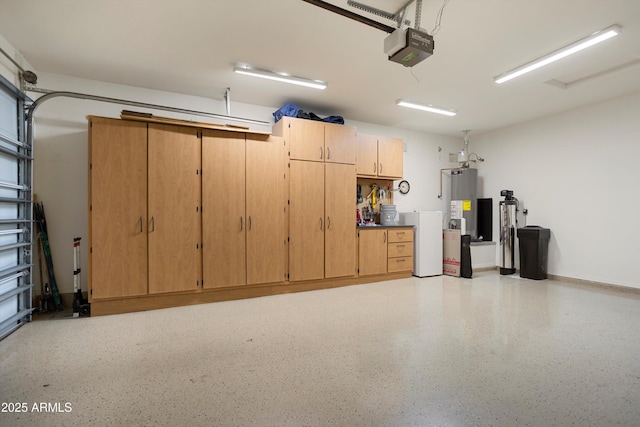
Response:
0,75,33,340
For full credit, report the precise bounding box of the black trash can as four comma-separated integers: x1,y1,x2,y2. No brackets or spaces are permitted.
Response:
517,226,550,280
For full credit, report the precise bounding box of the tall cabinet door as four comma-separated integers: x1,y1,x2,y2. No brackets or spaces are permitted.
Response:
325,163,356,278
89,118,148,300
148,124,202,294
246,135,285,284
289,160,325,281
202,130,246,288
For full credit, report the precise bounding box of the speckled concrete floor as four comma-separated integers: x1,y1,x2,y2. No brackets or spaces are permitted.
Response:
2,271,640,426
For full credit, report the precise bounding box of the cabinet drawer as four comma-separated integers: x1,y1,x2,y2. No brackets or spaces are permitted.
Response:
388,242,413,258
388,256,413,273
387,228,413,243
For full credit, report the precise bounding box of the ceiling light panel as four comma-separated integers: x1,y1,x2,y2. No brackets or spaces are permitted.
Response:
494,25,621,84
396,100,457,117
233,66,327,90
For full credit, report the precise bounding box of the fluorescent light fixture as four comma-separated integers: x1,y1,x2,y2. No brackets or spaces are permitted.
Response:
494,24,621,84
396,100,457,116
233,66,327,90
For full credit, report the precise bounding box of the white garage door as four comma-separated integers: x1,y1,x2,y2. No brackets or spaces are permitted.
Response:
0,74,33,340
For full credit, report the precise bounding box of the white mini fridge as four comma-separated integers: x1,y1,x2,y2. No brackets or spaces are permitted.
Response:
399,211,443,277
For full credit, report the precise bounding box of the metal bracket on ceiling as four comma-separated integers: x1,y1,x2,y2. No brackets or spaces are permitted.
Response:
0,45,38,91
347,0,422,29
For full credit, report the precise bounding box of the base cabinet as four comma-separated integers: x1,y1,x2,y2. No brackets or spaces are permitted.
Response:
358,229,387,276
387,227,414,273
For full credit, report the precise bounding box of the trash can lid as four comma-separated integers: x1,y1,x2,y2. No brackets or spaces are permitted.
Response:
517,226,550,239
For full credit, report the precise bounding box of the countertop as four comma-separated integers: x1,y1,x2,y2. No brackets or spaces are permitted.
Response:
357,224,414,229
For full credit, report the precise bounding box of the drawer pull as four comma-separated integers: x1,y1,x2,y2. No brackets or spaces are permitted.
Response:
396,259,405,263
396,232,405,239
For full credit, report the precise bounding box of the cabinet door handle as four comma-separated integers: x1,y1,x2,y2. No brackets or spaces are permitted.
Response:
248,216,252,231
320,146,323,160
150,216,155,232
383,231,386,243
327,147,331,159
240,216,243,231
320,217,323,230
327,216,331,229
139,216,143,233
379,163,383,173
373,162,376,174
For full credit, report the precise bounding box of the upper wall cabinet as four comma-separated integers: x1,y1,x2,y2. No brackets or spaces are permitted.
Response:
356,134,404,179
273,117,356,164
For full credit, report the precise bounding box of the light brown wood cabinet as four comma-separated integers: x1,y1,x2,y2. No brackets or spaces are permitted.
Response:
90,117,285,305
387,227,414,273
324,163,357,278
202,131,285,287
245,135,286,284
88,116,412,316
289,160,356,281
202,130,246,288
89,118,202,298
273,117,356,164
89,117,148,300
283,117,357,281
147,124,201,294
356,134,404,179
358,228,388,276
289,160,325,281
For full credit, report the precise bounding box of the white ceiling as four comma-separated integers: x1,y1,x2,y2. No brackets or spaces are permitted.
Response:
1,0,639,136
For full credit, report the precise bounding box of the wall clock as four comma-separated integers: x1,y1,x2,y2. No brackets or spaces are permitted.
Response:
398,180,410,195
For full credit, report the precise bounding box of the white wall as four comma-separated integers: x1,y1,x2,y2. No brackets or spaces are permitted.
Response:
474,91,640,288
30,72,458,296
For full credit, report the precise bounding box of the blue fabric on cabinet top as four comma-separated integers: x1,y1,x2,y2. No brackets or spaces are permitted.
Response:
273,103,299,123
273,103,344,125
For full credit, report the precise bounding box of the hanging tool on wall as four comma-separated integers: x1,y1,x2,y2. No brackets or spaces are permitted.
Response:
368,184,379,209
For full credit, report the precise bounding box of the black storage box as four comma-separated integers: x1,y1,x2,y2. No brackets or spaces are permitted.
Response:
517,226,550,280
